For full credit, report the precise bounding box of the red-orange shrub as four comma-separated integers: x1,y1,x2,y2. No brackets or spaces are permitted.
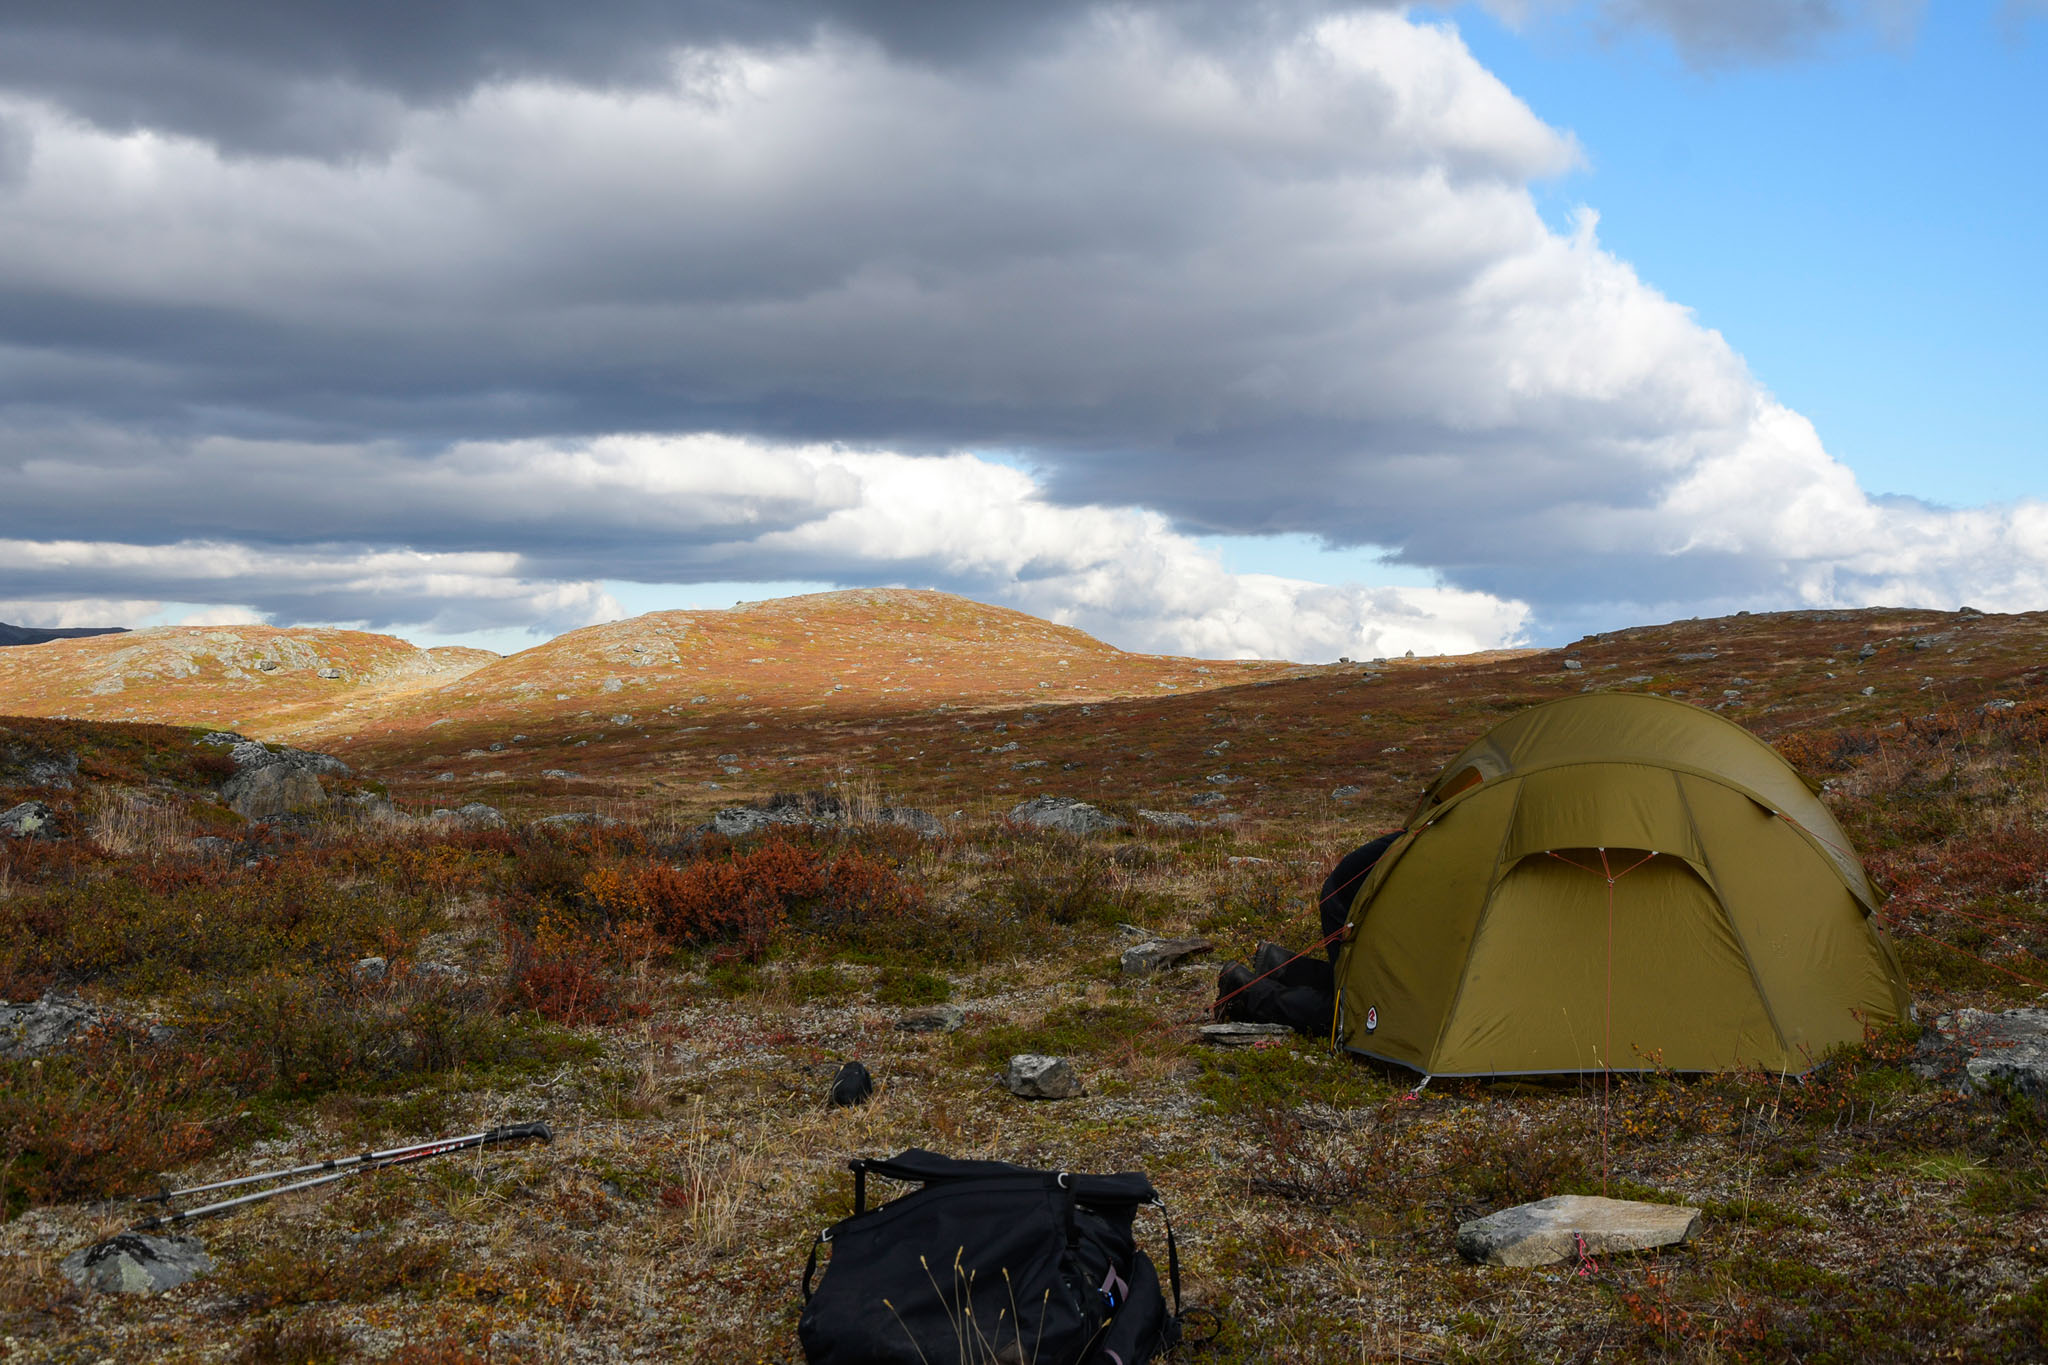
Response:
504,911,652,1026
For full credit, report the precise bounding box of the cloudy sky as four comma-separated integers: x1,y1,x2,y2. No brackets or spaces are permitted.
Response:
1,1,2043,660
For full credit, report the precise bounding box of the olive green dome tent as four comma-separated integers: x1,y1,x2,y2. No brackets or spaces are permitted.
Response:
1331,693,1909,1077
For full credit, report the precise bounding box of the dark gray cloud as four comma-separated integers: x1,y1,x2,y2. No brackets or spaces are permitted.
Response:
0,1,1358,157
0,3,2032,656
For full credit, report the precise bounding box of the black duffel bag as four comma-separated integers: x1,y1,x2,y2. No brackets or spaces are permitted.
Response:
799,1148,1184,1365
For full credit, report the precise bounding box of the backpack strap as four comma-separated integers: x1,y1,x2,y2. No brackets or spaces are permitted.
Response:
1152,1197,1182,1316
851,1159,868,1215
802,1228,828,1302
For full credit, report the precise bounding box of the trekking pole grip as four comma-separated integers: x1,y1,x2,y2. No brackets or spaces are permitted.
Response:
482,1122,553,1145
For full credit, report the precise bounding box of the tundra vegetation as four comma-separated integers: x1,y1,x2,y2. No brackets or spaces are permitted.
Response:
2,600,2047,1362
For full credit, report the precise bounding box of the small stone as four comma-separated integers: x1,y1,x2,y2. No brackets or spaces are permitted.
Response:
449,802,506,829
254,659,279,672
1985,699,2017,713
61,1234,212,1294
1005,1054,1082,1100
540,769,578,780
1120,937,1212,976
0,799,59,839
1198,1022,1294,1047
1331,786,1363,802
353,956,389,983
1456,1195,1700,1267
1563,659,1582,671
317,668,343,680
1858,643,1878,660
1861,686,1877,697
896,1005,967,1034
1188,792,1228,808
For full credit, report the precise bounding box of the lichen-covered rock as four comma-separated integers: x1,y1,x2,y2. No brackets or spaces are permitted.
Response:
532,812,622,831
1456,1196,1700,1267
1005,1054,1082,1099
878,806,944,838
1,990,104,1059
61,1234,211,1294
1136,809,1198,829
1923,1008,2048,1102
1,990,177,1058
436,802,506,829
1,745,78,790
1008,796,1126,835
223,764,325,820
1,799,59,838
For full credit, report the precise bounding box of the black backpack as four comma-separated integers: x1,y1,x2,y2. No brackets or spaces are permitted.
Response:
799,1149,1184,1365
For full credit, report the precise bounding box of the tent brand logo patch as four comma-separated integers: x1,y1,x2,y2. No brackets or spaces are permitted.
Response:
1365,1006,1378,1033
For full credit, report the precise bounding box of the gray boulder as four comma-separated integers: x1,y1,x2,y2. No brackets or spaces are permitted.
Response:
61,1234,211,1294
1198,1022,1294,1047
1331,785,1364,802
445,802,507,829
896,1004,967,1034
532,812,622,831
1136,810,1198,830
1,799,59,838
223,764,325,820
1,990,105,1059
1456,1195,1700,1267
224,739,350,779
1926,1008,2048,1101
879,806,945,838
1,990,175,1058
1009,796,1127,835
709,806,817,838
1120,937,1212,976
1005,1054,1083,1099
2,746,77,790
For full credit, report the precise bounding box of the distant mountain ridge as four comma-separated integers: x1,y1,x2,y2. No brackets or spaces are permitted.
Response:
0,623,129,648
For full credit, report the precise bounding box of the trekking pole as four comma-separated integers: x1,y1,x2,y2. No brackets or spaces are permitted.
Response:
130,1122,551,1231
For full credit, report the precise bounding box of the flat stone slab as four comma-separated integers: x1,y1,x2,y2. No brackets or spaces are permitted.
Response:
1005,1053,1082,1100
1198,1022,1294,1047
61,1234,211,1294
895,1004,966,1034
1120,937,1212,976
1457,1195,1700,1267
